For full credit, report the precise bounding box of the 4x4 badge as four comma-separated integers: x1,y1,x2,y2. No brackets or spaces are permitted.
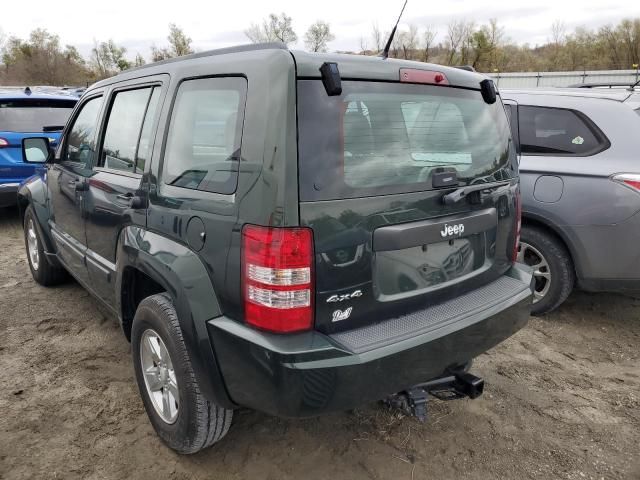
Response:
326,289,363,303
332,307,353,322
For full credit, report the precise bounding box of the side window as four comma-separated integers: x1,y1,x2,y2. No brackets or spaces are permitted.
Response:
62,96,103,170
162,77,247,195
101,87,157,173
518,106,606,156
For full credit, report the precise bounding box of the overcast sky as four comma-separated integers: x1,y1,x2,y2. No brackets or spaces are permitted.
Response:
3,0,640,60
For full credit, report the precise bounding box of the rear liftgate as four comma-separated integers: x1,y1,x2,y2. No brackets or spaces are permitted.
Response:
385,366,484,422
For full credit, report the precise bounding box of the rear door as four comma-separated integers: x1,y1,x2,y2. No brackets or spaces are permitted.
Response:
297,80,519,333
84,79,165,307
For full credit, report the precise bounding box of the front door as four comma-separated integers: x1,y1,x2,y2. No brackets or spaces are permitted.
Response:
48,94,104,284
84,84,163,307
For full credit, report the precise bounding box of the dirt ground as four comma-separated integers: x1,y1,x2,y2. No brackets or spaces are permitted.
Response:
0,206,638,480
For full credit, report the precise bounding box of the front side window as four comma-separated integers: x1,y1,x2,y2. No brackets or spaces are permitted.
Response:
62,96,103,170
162,77,247,195
101,87,157,173
518,106,607,156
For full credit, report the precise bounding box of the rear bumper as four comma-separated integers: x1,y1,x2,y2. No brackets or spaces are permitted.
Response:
0,182,20,208
208,265,533,417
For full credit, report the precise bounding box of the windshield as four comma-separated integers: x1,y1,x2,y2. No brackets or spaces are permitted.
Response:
297,80,515,201
0,98,76,132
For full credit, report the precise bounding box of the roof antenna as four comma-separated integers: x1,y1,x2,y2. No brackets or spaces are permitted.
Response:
380,0,408,59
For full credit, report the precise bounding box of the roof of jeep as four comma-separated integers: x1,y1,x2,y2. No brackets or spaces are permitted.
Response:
290,50,488,88
89,43,488,91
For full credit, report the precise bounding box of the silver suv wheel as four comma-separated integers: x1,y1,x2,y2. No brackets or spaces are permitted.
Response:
140,329,179,424
27,218,40,271
517,241,551,303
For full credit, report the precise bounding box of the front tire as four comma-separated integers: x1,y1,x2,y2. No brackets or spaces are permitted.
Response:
23,206,67,286
517,226,575,315
131,293,233,454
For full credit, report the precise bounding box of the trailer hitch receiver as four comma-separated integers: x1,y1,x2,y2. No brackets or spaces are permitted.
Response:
385,371,485,422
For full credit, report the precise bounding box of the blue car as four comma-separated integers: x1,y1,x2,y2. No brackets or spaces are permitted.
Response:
0,87,77,208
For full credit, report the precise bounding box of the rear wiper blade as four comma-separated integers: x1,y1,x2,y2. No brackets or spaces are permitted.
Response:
442,180,511,205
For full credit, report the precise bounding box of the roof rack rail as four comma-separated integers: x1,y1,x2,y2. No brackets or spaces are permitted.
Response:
126,42,289,74
567,82,639,90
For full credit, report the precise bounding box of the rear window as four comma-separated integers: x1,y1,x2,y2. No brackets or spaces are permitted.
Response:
297,80,515,201
0,98,76,132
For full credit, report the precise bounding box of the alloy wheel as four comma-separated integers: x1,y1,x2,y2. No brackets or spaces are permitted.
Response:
27,219,40,271
516,241,551,303
140,329,179,424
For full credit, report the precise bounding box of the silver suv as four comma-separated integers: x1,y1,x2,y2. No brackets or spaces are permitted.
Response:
502,86,640,314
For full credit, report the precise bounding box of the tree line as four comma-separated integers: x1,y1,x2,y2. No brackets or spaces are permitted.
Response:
1,15,639,87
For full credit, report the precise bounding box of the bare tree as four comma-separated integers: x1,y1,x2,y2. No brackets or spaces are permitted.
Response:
486,19,505,70
304,21,334,52
401,24,419,59
245,13,298,46
423,26,437,62
549,21,567,69
551,21,566,47
446,20,466,65
359,36,369,55
372,23,383,53
459,21,475,65
134,53,146,67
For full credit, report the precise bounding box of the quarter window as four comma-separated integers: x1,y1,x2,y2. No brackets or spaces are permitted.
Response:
162,77,247,195
62,96,103,170
518,106,606,156
101,87,158,173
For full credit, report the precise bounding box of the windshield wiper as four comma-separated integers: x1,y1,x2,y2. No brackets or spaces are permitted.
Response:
442,180,511,205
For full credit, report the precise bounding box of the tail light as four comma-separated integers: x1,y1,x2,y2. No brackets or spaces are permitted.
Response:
612,173,640,193
512,190,522,263
0,138,9,148
242,225,314,333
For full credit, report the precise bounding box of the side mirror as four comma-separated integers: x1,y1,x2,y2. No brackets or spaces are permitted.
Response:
22,137,52,164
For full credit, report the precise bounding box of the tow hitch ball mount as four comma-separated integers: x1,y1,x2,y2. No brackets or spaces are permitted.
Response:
385,372,485,422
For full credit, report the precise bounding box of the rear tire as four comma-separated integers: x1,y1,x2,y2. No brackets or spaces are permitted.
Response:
518,226,574,316
131,293,233,454
23,206,67,286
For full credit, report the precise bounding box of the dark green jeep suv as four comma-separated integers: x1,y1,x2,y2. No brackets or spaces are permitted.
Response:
18,43,533,454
